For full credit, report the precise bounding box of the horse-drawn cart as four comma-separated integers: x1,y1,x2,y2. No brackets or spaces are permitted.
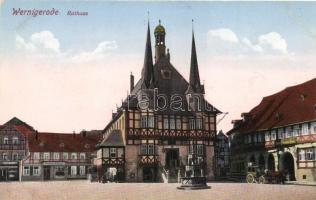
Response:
246,165,285,184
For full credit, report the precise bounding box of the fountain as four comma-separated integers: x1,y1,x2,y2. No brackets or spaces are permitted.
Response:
177,149,211,190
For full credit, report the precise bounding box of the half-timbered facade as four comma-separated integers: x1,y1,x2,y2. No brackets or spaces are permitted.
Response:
228,78,316,182
0,117,32,181
97,21,221,182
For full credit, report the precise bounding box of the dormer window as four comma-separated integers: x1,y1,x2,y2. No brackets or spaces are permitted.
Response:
3,137,9,144
161,69,171,79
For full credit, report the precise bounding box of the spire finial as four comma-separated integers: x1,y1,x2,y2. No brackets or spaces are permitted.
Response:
159,19,161,25
147,11,150,23
192,19,194,33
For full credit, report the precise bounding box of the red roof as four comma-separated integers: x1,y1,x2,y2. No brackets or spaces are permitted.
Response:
15,124,35,138
27,132,101,152
229,78,316,135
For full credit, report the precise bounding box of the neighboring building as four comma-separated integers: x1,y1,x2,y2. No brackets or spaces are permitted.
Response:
214,130,230,178
227,78,316,182
20,131,101,181
96,21,221,182
0,117,33,181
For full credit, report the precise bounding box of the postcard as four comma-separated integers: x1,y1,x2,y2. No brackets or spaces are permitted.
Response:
0,1,316,200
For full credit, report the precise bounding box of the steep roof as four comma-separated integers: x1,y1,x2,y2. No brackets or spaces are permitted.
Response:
4,117,34,131
99,129,124,147
228,78,316,135
26,132,101,152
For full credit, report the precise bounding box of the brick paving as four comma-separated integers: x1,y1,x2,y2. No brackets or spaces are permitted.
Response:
0,181,316,200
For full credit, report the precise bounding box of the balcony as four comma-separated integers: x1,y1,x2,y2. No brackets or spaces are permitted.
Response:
138,155,159,166
127,128,215,140
0,144,26,150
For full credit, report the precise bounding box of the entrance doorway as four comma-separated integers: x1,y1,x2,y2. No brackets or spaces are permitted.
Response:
258,155,265,170
268,154,275,171
142,167,157,182
165,149,179,169
249,155,256,165
282,152,295,181
44,166,50,180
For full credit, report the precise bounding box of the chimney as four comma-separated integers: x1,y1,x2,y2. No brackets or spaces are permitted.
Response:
81,130,87,137
35,130,38,140
130,72,134,93
232,120,242,128
241,112,251,122
73,131,75,138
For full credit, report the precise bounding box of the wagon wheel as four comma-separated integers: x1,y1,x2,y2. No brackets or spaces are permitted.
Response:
246,174,255,183
258,176,266,184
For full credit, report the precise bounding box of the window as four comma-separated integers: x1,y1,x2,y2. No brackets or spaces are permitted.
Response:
286,127,292,138
253,134,257,143
278,129,284,139
170,118,175,129
110,148,116,158
302,124,309,135
306,148,314,160
148,116,155,128
293,126,300,137
33,152,40,160
79,166,85,175
63,153,68,160
140,144,147,155
43,152,50,161
53,153,59,160
13,153,18,161
33,166,40,176
117,148,124,157
71,153,77,160
80,153,86,160
71,166,77,176
141,115,155,128
141,116,147,128
2,153,8,161
189,119,196,130
23,166,30,176
55,166,65,176
164,118,169,129
3,137,9,144
299,149,305,161
248,135,252,143
197,145,204,155
176,118,181,130
148,144,154,155
271,131,276,140
313,124,316,134
257,134,262,143
12,137,19,144
196,119,203,129
265,132,270,141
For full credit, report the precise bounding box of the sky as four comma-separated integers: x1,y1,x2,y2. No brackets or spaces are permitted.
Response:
0,1,316,133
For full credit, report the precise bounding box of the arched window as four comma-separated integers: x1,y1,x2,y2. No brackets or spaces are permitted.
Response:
12,136,19,144
3,137,9,144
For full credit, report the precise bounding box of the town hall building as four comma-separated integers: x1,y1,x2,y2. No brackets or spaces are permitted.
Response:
95,21,221,183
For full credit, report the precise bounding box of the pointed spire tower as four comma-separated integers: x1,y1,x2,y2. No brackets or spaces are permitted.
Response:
187,20,204,94
141,20,155,89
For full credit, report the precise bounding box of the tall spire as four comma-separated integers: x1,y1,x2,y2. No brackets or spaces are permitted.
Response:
188,20,203,93
141,21,154,88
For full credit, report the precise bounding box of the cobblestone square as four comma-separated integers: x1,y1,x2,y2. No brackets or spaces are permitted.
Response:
1,181,316,200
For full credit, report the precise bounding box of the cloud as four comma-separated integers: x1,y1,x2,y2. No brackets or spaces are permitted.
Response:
70,41,118,63
207,28,288,55
257,32,288,54
207,28,239,43
15,31,118,63
16,31,60,54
